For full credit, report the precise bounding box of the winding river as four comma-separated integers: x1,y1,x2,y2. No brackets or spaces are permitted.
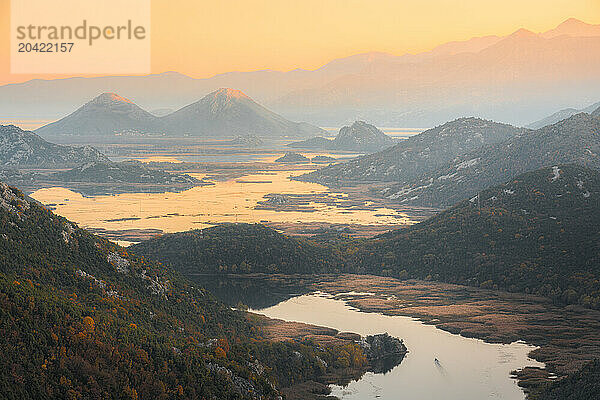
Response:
253,292,543,400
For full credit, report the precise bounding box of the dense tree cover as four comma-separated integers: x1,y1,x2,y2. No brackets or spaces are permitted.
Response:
354,165,600,309
0,183,367,399
533,360,600,400
131,224,348,275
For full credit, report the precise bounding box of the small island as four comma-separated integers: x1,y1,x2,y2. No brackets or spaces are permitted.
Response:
311,155,337,164
275,152,310,163
360,333,408,374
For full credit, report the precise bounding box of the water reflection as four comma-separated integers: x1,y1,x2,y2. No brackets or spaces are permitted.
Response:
255,292,544,400
188,274,312,309
31,170,417,233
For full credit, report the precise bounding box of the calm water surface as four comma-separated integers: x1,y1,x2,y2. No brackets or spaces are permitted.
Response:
30,170,416,233
254,292,543,400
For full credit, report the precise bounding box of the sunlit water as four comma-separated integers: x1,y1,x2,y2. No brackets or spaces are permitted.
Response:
254,293,543,400
30,170,415,233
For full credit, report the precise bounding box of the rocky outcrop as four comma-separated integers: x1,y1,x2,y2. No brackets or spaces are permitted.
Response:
228,134,264,147
0,124,108,167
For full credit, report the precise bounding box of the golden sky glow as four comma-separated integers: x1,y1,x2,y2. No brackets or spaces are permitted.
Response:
1,0,599,84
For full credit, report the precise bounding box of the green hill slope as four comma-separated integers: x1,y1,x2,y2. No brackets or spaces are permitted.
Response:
354,164,600,307
130,223,346,274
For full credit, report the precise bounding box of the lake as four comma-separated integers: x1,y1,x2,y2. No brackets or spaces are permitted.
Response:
30,169,420,235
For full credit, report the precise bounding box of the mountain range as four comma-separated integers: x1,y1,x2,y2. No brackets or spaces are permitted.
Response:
0,124,108,167
288,121,395,152
297,117,525,185
1,18,599,127
379,113,600,207
35,89,324,139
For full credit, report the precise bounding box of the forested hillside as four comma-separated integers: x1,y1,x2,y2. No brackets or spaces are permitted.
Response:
354,165,600,308
0,182,366,399
131,223,347,274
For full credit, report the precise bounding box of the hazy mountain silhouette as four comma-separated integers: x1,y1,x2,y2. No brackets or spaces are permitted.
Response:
35,93,162,137
36,89,324,138
161,88,324,137
2,19,599,127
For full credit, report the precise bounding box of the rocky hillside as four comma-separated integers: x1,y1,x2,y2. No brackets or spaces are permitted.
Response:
382,113,600,207
355,164,600,308
0,125,108,167
161,88,324,138
36,93,163,137
297,117,524,185
0,181,274,398
288,121,395,152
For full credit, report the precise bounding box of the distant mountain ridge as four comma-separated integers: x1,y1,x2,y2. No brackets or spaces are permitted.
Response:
272,26,600,126
526,100,600,129
2,18,599,127
382,113,600,207
540,17,600,39
0,124,108,167
36,89,324,138
297,117,525,185
288,121,395,152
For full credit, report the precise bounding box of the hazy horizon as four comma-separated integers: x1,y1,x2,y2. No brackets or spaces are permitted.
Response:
1,0,599,85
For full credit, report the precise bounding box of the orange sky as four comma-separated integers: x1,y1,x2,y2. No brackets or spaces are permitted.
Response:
1,0,599,85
